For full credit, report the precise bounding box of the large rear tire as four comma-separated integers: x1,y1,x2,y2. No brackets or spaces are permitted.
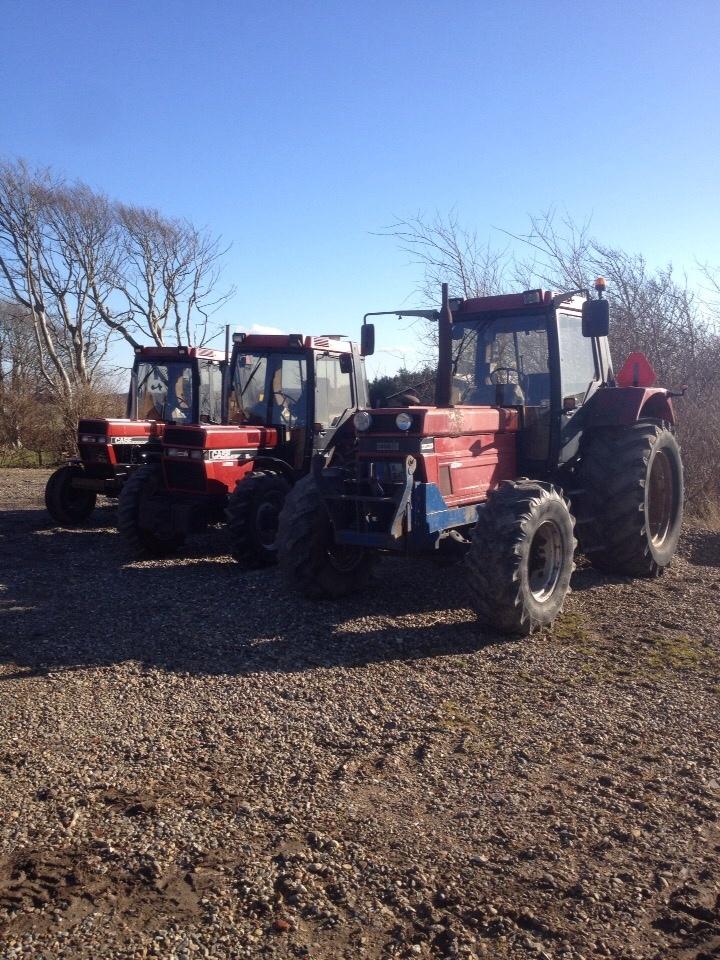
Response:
465,482,576,636
117,464,185,557
575,421,683,577
226,470,291,566
45,465,96,525
277,475,374,599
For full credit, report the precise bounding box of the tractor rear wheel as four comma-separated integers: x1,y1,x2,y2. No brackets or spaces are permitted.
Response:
465,482,576,636
45,464,97,525
117,464,185,557
277,474,374,599
575,421,683,577
226,470,291,566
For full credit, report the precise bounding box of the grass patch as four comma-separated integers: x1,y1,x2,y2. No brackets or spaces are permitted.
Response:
645,634,717,673
0,448,58,468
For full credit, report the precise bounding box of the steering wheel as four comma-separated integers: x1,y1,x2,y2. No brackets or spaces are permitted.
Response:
489,366,521,384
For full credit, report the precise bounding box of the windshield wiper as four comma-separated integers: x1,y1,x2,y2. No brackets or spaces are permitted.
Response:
238,359,264,400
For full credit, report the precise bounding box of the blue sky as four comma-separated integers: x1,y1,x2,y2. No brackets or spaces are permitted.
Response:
2,0,719,377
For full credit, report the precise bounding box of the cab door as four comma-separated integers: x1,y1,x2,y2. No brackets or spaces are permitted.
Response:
556,311,602,464
312,352,355,454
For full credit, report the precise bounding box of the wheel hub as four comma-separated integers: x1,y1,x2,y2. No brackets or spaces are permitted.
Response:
528,519,564,602
647,450,675,547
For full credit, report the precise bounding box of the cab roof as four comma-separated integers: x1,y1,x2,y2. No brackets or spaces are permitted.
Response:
136,345,227,362
235,333,355,354
454,289,585,318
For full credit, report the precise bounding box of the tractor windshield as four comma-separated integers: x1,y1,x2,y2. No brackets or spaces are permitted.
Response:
230,352,308,427
451,314,550,407
134,361,195,423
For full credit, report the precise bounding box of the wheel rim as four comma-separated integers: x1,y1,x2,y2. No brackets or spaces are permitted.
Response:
647,449,675,547
528,519,564,602
255,495,283,549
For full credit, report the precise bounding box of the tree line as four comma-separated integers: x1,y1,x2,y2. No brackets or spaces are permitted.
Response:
0,158,233,459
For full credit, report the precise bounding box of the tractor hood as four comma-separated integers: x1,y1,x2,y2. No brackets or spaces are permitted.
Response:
356,406,520,439
78,418,164,440
162,423,278,451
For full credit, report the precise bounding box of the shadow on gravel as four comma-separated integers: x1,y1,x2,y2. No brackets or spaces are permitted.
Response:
686,528,720,568
0,506,508,677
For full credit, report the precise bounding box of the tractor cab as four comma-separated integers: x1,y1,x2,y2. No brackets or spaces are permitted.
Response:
449,288,613,475
127,346,225,426
228,333,369,468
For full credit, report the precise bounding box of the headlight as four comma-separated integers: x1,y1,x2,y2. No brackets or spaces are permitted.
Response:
395,412,413,431
353,411,372,432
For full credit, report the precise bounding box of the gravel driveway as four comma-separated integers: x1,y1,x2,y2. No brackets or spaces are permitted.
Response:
1,468,719,960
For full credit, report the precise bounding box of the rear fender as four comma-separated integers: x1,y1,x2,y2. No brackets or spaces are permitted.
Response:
583,386,675,428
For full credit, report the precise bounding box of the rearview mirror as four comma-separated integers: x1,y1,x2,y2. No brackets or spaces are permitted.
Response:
339,353,352,374
581,299,609,338
361,322,375,356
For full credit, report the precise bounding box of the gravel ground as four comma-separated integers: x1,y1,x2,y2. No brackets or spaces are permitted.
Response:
1,468,719,960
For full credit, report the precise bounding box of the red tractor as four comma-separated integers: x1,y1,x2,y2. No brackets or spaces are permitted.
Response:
44,345,226,525
277,281,684,635
117,332,370,562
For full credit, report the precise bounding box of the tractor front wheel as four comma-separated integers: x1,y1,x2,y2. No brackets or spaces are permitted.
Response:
45,465,97,525
226,470,291,566
465,482,576,636
117,464,185,557
575,421,683,577
277,475,374,599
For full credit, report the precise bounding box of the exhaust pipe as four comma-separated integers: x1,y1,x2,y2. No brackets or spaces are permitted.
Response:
221,324,230,424
434,282,453,408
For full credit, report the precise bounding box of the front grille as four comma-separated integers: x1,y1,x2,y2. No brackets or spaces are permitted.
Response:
79,444,109,464
113,443,150,464
165,460,206,492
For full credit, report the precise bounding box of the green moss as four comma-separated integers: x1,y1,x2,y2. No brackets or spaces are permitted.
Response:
645,634,716,673
552,611,589,643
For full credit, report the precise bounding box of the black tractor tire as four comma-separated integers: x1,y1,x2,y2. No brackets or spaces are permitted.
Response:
465,481,576,636
277,474,374,599
44,465,97,525
226,470,291,566
575,421,683,577
117,464,185,557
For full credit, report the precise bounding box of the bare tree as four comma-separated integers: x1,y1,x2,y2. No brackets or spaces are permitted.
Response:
92,204,234,348
0,158,234,451
0,160,113,437
384,211,510,302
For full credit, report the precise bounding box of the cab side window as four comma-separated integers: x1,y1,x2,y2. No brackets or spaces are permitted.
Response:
199,361,223,423
314,354,353,428
558,313,598,399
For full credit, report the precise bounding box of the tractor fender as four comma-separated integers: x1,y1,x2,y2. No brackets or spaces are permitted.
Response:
583,386,675,428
